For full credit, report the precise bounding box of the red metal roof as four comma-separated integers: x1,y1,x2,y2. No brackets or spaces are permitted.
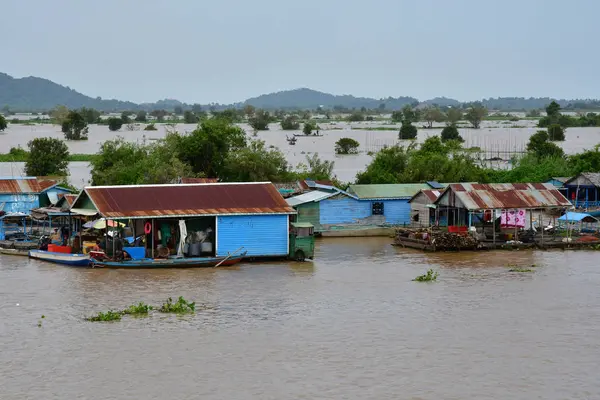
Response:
436,183,572,210
83,182,295,218
421,189,442,202
59,194,78,206
0,178,57,194
180,178,218,184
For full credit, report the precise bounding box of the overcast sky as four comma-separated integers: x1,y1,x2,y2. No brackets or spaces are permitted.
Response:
2,0,598,104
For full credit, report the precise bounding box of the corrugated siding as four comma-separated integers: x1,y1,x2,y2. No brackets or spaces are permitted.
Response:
216,214,288,257
382,200,410,225
320,197,371,224
296,202,320,231
0,194,40,214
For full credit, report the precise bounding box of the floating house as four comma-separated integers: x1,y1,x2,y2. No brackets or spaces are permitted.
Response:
433,183,572,229
0,177,71,214
408,189,443,227
70,182,296,258
287,183,439,236
562,173,600,209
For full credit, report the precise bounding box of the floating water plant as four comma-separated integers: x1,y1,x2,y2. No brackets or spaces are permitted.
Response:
509,268,533,273
86,310,123,322
413,269,439,282
122,302,153,315
37,315,45,327
159,296,196,313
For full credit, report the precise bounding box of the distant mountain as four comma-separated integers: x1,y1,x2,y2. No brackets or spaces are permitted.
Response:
244,88,418,110
2,71,600,112
0,72,138,112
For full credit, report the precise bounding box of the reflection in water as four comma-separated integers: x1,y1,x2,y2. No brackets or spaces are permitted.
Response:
1,238,600,399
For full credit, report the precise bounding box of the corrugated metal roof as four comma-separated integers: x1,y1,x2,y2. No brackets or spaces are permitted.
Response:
564,172,600,187
426,181,445,189
436,183,572,210
0,178,58,194
348,183,432,199
408,189,442,204
551,177,571,184
82,182,295,219
299,179,334,190
286,190,337,207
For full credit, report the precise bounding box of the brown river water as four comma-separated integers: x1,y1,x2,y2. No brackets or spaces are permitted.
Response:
1,237,599,399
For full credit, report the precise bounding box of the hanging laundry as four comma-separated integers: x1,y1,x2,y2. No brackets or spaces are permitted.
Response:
501,209,526,228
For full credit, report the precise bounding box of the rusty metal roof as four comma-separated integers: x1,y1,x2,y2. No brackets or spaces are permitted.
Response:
0,178,58,194
435,183,572,210
57,194,78,207
422,189,442,202
82,182,296,219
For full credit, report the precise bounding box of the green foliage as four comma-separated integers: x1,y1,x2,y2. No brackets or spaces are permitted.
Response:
465,105,488,129
303,121,317,135
121,112,131,124
526,130,565,158
445,108,463,126
398,122,417,139
79,107,101,124
547,124,565,141
569,145,600,174
86,310,122,322
546,101,561,118
249,109,271,130
61,110,89,140
50,105,70,125
107,117,123,131
144,123,157,131
174,106,183,115
176,118,247,178
280,115,300,130
135,111,147,122
526,109,541,118
335,137,360,154
183,110,199,124
25,138,69,177
356,137,486,184
159,296,195,313
295,153,335,181
401,105,420,124
422,106,445,128
391,110,403,122
90,136,192,185
440,125,464,142
122,302,153,315
347,111,365,122
488,154,570,183
413,269,438,282
0,114,6,131
211,109,240,123
150,109,168,122
222,140,291,182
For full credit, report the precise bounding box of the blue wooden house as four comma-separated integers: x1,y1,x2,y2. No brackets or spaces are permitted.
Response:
562,173,600,208
0,177,71,214
70,182,296,258
287,183,437,235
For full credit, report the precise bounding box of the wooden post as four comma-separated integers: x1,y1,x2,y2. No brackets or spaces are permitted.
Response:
492,209,496,249
540,210,544,247
151,219,155,259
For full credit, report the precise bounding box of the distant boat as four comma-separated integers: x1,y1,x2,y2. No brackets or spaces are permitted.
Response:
90,252,247,268
28,250,90,267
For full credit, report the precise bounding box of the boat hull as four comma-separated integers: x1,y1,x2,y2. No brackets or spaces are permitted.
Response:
90,254,245,268
0,248,30,257
28,250,91,266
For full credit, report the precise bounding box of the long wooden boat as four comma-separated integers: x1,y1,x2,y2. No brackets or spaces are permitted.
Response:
90,252,247,268
28,250,91,267
0,248,30,257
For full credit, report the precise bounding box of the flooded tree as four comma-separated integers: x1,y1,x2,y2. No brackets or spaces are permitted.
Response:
25,138,69,176
440,125,464,142
61,110,89,140
107,117,123,132
0,114,6,131
422,106,446,128
248,109,271,130
465,104,488,129
445,108,463,126
335,138,360,154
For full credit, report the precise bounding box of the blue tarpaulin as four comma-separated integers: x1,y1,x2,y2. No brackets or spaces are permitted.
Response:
558,212,598,222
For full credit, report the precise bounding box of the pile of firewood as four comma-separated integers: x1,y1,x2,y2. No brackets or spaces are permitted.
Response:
395,228,479,250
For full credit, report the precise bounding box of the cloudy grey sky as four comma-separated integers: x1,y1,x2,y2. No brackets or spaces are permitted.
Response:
2,0,598,104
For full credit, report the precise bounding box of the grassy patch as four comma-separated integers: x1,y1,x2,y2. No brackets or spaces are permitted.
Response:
0,151,96,162
159,296,196,313
351,126,398,131
413,269,439,282
85,310,123,322
509,268,533,273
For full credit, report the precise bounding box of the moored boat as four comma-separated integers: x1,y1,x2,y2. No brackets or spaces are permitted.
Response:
28,250,91,266
0,248,30,257
90,252,247,268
